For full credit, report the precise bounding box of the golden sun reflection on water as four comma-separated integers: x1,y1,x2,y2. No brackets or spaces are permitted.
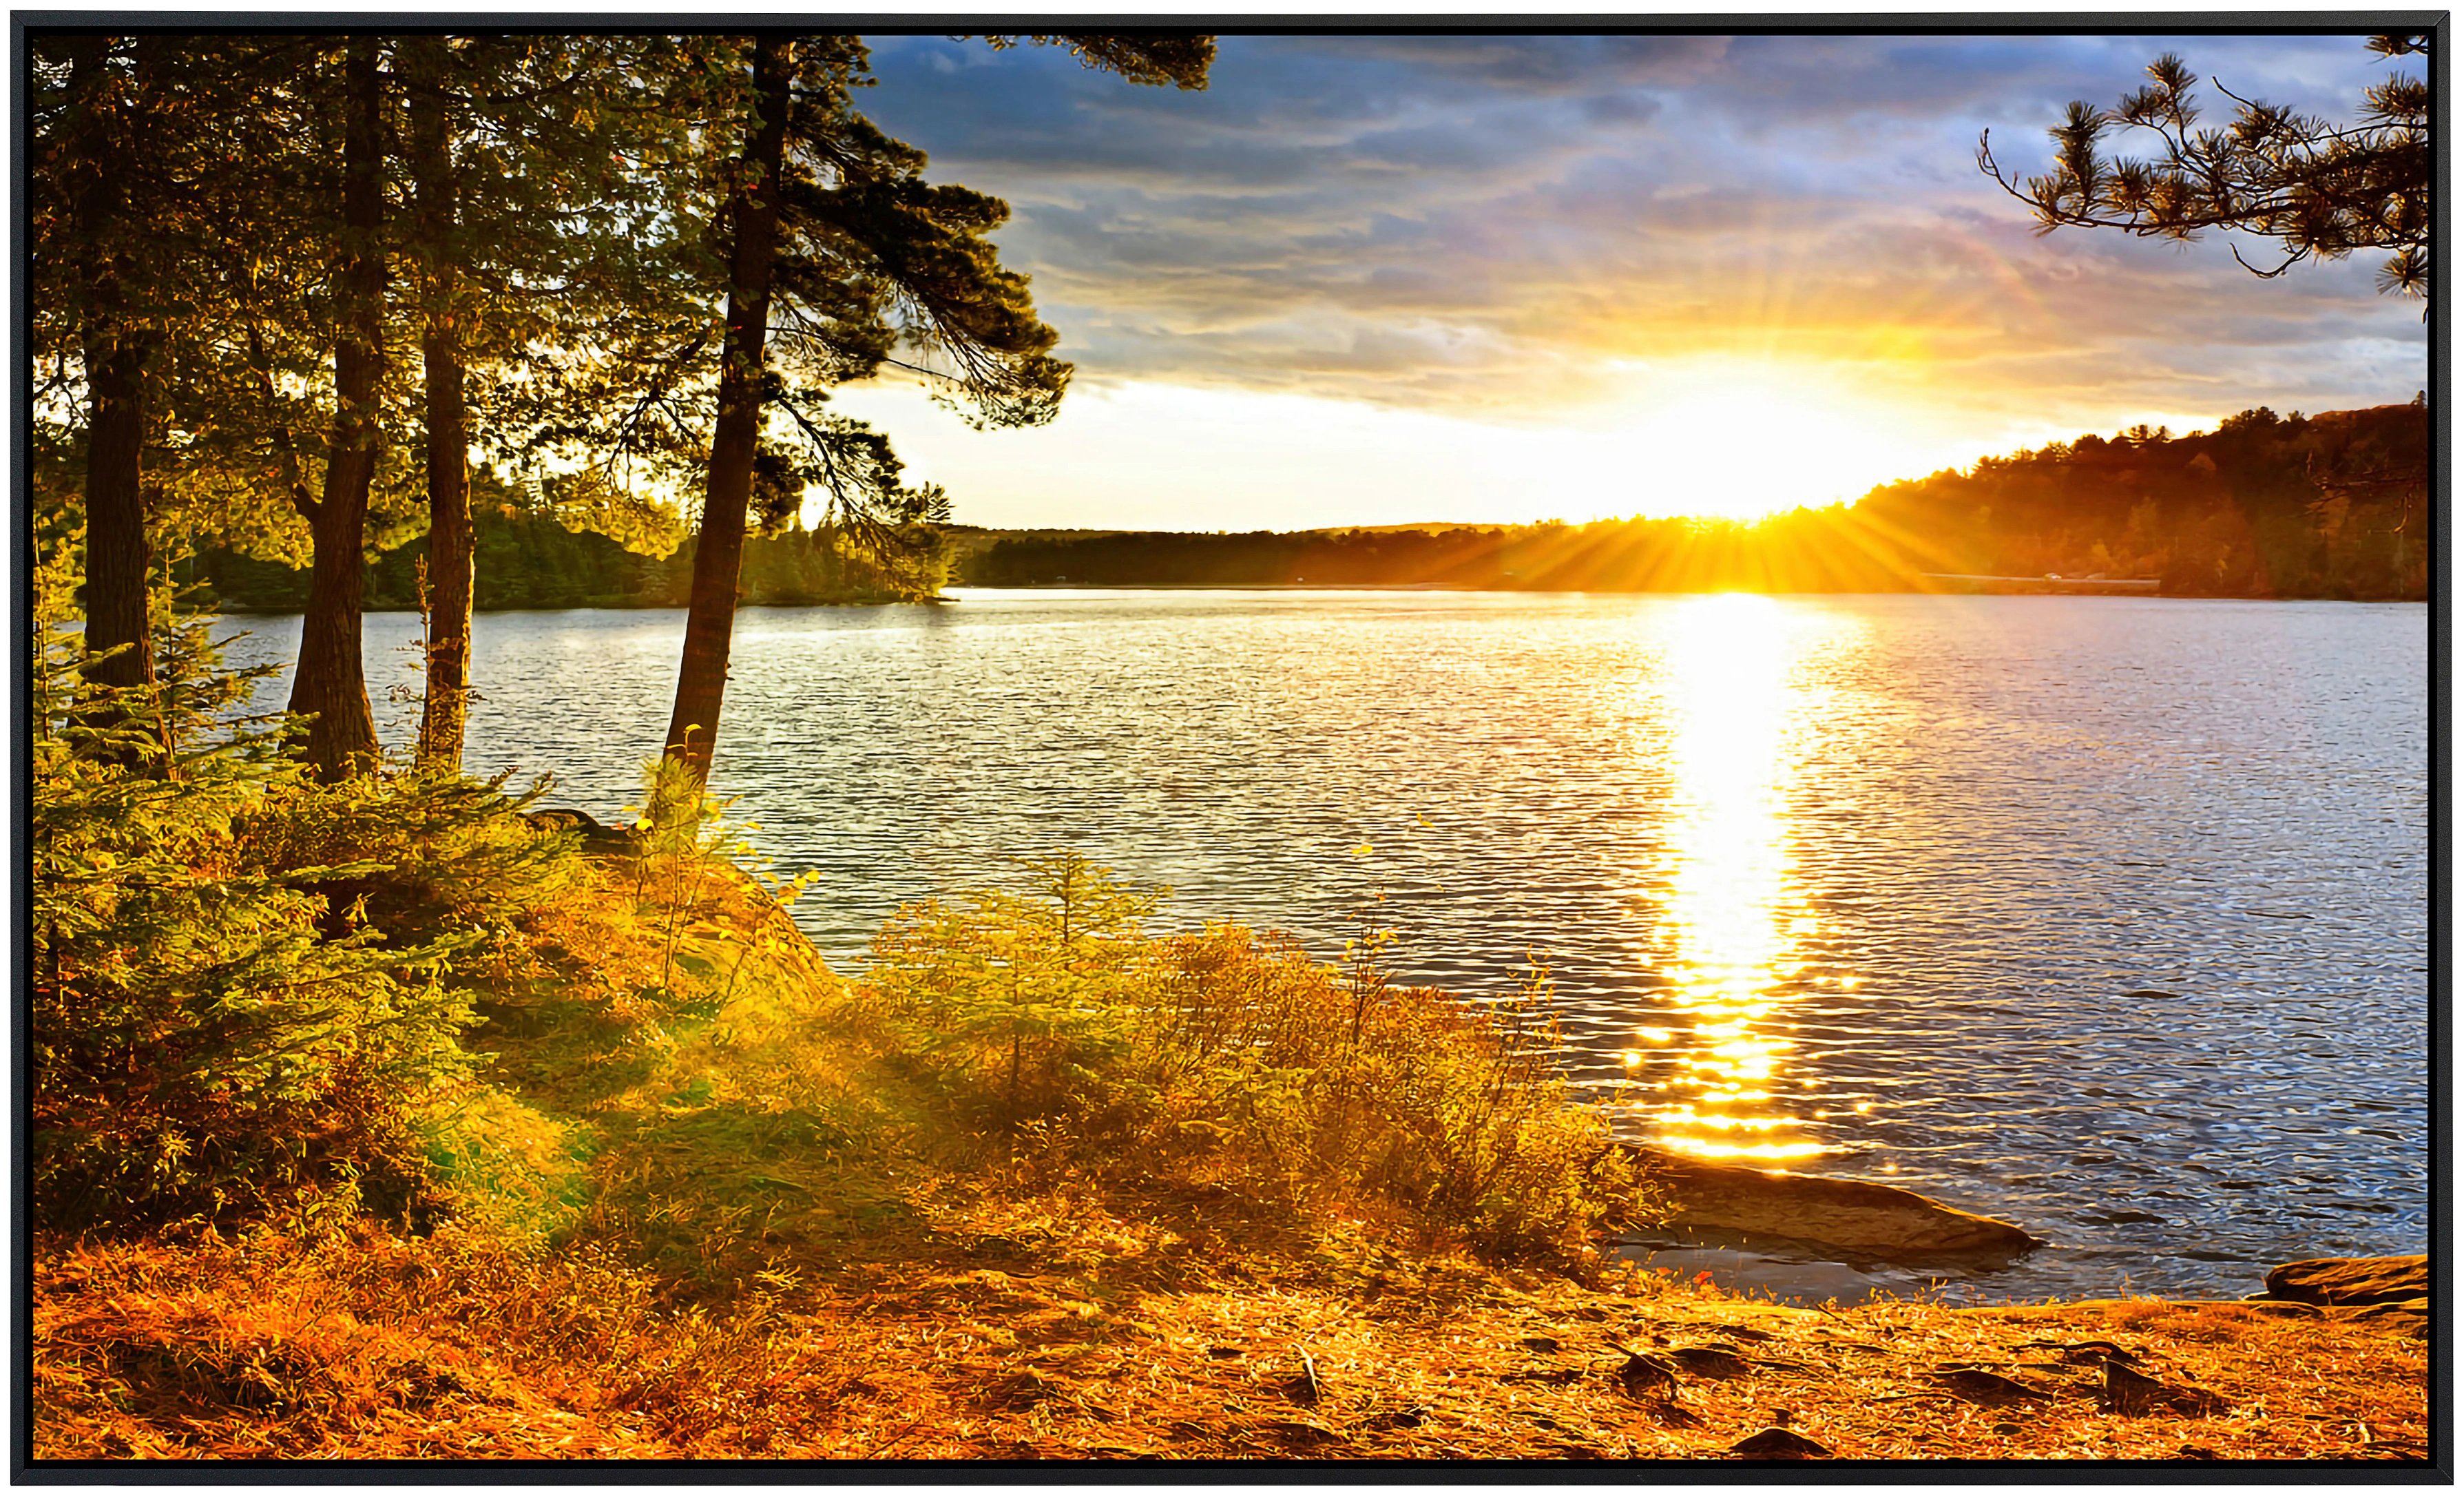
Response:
1631,594,1830,1161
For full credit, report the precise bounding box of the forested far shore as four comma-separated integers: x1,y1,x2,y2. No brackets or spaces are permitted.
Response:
174,404,2424,613
963,402,2428,600
160,400,2428,612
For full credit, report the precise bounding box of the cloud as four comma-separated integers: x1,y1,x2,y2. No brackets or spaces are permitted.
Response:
1291,34,1731,92
847,30,2427,439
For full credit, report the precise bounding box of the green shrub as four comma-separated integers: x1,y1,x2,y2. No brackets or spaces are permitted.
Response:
862,853,1160,1119
22,571,631,1234
29,625,482,1231
858,855,1641,1263
419,1090,598,1247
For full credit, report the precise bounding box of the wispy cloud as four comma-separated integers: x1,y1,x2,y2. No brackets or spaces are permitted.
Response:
841,30,2425,525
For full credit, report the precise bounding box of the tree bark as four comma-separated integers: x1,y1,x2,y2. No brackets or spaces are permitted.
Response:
408,51,473,773
662,37,791,785
289,37,386,781
79,335,153,692
65,37,160,765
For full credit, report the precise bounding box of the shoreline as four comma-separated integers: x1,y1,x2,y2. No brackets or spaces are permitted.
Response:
192,583,2434,614
1607,1146,2427,1316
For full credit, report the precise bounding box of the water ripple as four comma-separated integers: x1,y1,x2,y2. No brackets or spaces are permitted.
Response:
220,592,2427,1301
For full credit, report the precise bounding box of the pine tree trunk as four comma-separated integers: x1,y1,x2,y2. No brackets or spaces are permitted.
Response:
663,37,792,784
410,57,472,773
289,38,386,782
65,38,159,766
80,336,154,692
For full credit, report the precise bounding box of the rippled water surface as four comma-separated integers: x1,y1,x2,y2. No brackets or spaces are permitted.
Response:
225,592,2430,1301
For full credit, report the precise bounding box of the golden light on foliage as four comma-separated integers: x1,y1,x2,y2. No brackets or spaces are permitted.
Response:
1633,594,1842,1161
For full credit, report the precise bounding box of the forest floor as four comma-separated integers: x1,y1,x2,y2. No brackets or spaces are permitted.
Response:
26,844,2432,1468
30,1187,2430,1466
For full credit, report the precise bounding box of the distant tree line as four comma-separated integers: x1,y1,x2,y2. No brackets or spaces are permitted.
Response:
1861,399,2426,598
965,516,1908,592
187,467,950,612
194,512,946,613
154,397,2434,614
961,402,2428,601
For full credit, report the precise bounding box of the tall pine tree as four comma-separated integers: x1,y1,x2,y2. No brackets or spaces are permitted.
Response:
395,36,717,770
284,36,390,780
651,32,1212,785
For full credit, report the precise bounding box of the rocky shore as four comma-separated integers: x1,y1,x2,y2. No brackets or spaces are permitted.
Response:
1620,1144,2428,1340
1627,1145,2039,1259
2257,1255,2432,1337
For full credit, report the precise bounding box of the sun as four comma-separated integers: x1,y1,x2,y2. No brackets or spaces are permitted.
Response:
1606,365,1942,522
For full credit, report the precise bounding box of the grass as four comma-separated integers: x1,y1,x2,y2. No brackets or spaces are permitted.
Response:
32,1210,2430,1462
27,823,2432,1465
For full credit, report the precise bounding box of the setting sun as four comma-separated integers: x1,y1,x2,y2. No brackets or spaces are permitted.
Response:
1607,364,1941,522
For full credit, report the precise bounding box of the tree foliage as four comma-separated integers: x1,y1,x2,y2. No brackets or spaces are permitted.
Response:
1979,33,2430,298
28,29,1212,787
648,33,1210,782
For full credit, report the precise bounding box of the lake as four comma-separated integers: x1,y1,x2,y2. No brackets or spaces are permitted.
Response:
220,590,2430,1304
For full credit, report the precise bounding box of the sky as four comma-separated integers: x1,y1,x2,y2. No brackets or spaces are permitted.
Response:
813,29,2430,531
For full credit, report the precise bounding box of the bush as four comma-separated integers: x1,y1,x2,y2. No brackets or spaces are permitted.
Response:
29,625,485,1232
32,642,853,1240
857,855,1641,1263
21,563,677,1235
